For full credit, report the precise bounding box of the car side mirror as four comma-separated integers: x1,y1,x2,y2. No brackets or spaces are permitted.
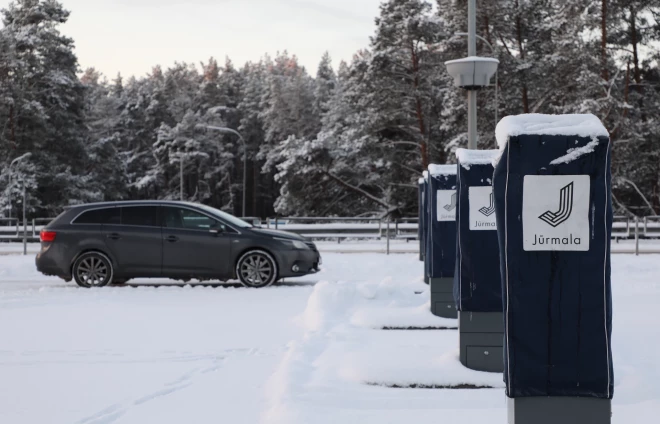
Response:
209,224,225,235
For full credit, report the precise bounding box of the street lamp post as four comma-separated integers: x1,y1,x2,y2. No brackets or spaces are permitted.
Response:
7,153,31,255
22,182,26,255
196,125,247,218
444,0,498,150
180,152,185,202
455,32,498,129
467,0,477,149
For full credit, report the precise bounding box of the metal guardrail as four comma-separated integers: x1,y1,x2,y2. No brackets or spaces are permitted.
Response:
643,216,660,238
0,218,19,238
612,216,631,239
1,215,658,256
265,217,408,254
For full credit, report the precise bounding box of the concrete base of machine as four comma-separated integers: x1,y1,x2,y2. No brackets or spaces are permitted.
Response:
507,397,611,424
459,311,504,372
430,277,457,319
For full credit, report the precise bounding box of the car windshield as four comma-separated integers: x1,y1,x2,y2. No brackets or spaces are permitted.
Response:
195,204,253,228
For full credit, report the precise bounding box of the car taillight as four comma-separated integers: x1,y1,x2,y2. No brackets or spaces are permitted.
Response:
40,230,56,242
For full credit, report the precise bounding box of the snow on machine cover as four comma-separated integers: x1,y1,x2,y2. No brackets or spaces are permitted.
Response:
493,113,613,399
426,164,457,279
453,149,502,312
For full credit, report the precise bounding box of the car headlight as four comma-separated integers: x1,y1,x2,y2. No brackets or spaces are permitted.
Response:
275,238,309,250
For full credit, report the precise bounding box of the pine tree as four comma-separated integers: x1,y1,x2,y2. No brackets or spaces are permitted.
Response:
313,51,336,127
0,0,91,215
80,67,128,201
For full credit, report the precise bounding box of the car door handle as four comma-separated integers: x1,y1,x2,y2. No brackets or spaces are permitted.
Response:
165,235,179,243
106,233,121,240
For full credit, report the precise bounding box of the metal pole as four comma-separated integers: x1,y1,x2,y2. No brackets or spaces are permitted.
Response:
468,0,476,57
495,70,498,127
635,217,639,256
386,218,391,255
180,155,184,201
467,0,478,149
468,91,478,149
242,144,247,218
194,125,247,216
8,175,11,220
22,183,26,256
7,184,10,219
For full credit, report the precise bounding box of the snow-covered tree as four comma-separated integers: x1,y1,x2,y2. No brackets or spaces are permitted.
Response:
0,0,91,215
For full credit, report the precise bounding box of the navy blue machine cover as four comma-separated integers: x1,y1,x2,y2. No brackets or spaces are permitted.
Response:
419,179,426,262
427,172,457,278
453,159,502,312
423,177,432,280
493,134,613,399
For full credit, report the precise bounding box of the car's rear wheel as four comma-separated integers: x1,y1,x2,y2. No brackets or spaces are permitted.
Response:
236,250,278,288
72,252,113,288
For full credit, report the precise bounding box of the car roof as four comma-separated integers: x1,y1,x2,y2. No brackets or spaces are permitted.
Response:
65,200,204,210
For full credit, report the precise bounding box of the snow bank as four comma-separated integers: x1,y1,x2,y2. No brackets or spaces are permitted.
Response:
301,278,433,332
428,164,457,176
455,149,500,169
495,113,609,150
337,334,504,388
351,302,456,329
264,276,505,424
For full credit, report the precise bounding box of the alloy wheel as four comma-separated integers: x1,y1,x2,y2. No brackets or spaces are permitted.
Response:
74,253,112,287
238,252,275,287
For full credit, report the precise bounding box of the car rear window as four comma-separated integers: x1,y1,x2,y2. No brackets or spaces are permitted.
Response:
73,207,120,224
120,206,159,227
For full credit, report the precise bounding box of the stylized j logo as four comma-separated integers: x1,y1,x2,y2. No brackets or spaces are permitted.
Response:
539,182,574,227
443,193,457,211
478,193,495,217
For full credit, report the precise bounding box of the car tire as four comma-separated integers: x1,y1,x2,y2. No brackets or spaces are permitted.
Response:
236,250,278,288
72,252,114,288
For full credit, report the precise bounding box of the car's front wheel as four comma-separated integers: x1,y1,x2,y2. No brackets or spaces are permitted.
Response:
236,250,278,288
72,252,114,288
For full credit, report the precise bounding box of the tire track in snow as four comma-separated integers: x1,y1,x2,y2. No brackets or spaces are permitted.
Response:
75,357,225,424
74,348,267,424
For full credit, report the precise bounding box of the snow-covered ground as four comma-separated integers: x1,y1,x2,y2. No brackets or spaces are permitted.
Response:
0,252,659,423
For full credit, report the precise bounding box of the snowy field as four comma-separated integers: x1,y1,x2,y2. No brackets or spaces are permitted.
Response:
0,252,659,423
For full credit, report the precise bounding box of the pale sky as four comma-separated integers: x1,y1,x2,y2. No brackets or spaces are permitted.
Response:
1,0,384,78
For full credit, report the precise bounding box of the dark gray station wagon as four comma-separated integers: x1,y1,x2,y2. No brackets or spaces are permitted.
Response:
36,201,321,288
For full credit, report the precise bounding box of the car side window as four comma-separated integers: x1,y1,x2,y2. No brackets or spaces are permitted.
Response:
120,206,159,227
162,207,223,231
73,207,120,224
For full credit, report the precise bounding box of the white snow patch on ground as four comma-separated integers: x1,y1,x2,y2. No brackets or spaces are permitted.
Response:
1,252,660,423
262,254,660,424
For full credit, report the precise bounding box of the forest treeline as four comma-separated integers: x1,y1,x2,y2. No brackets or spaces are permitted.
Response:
1,0,659,218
